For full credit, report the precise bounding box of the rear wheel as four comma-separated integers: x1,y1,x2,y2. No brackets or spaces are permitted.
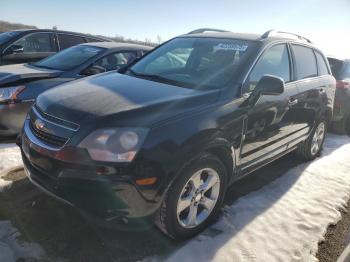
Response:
296,119,327,161
156,153,227,240
345,116,350,136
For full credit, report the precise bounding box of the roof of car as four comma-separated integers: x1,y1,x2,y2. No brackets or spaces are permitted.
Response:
179,30,316,47
80,41,153,50
327,56,350,62
8,28,111,41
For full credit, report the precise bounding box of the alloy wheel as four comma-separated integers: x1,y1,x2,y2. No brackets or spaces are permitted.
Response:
311,122,325,155
176,168,220,228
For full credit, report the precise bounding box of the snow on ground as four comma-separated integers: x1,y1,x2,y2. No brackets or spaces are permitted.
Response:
0,144,44,262
0,143,22,172
168,134,350,262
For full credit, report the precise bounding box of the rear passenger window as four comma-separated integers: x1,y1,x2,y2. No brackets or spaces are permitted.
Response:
57,34,85,50
244,44,290,93
292,45,317,80
85,37,104,43
315,51,329,76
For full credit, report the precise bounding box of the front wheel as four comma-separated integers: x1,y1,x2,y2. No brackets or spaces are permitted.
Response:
155,153,227,240
295,119,327,161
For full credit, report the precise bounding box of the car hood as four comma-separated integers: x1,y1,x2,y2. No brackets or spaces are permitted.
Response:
0,63,62,86
36,72,221,127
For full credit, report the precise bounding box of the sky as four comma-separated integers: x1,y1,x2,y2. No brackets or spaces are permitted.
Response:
1,0,350,57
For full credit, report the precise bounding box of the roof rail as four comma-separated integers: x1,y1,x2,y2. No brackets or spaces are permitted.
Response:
187,28,229,34
261,30,313,44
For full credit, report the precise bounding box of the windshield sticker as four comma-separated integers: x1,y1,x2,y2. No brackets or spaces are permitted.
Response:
213,43,248,52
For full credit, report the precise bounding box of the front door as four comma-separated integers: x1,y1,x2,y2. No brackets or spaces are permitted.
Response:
240,43,299,168
1,32,56,65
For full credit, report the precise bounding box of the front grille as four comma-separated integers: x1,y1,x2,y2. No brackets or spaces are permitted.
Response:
29,120,68,147
34,104,79,130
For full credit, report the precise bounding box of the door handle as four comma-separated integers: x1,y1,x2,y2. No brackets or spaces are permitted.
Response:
288,98,298,107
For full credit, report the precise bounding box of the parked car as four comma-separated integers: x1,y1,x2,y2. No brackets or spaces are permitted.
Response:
327,57,350,134
0,29,112,65
0,42,151,139
18,29,335,240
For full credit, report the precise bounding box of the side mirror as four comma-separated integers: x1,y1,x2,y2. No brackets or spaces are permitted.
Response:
247,75,285,106
82,65,106,76
6,44,24,54
255,75,285,96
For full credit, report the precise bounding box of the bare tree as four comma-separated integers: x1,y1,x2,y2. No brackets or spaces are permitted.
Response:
157,35,163,44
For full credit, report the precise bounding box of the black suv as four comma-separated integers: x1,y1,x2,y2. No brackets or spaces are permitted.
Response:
0,29,111,65
19,29,335,240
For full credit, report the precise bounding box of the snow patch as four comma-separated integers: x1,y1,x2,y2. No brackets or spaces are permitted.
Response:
167,134,350,262
0,144,43,261
0,144,22,173
0,144,22,192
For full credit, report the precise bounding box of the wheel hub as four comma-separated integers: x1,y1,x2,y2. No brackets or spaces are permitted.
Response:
194,192,202,202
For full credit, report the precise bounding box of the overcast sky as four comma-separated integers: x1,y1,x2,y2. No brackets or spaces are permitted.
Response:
1,0,349,57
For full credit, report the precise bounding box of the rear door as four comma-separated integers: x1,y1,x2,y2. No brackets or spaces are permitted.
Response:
1,32,56,64
240,43,300,167
290,44,325,134
56,33,86,50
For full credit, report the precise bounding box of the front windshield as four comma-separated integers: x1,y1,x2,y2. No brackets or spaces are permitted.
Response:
33,45,104,70
129,37,258,89
0,31,20,45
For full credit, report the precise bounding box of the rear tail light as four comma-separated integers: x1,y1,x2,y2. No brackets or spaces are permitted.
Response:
336,80,350,89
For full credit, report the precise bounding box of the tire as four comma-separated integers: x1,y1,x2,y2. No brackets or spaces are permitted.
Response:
345,116,350,137
155,153,227,240
295,118,327,161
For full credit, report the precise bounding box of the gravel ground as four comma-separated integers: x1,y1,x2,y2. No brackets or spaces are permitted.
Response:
317,199,350,262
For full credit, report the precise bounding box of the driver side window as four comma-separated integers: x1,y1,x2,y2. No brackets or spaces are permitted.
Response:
244,44,290,93
9,33,55,53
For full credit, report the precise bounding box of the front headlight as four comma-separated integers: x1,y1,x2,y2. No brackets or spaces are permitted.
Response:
78,127,149,162
0,85,25,102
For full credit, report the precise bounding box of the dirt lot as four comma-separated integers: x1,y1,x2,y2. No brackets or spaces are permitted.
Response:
317,199,350,262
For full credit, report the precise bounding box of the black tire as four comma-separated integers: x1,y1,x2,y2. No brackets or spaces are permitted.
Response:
345,116,350,137
295,118,327,161
155,153,227,240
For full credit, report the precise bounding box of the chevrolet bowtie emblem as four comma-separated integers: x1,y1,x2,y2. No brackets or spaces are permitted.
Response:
34,119,45,130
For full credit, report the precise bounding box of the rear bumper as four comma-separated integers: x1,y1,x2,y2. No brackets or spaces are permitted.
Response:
0,101,33,137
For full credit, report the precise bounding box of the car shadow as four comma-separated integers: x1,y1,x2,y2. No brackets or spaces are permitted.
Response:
0,134,346,261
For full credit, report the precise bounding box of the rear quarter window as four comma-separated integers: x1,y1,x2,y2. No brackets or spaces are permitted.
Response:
315,51,329,76
292,44,317,80
85,37,104,43
57,34,85,50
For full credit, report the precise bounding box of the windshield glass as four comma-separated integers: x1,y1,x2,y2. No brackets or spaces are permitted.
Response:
0,31,20,45
128,37,258,89
33,45,104,70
